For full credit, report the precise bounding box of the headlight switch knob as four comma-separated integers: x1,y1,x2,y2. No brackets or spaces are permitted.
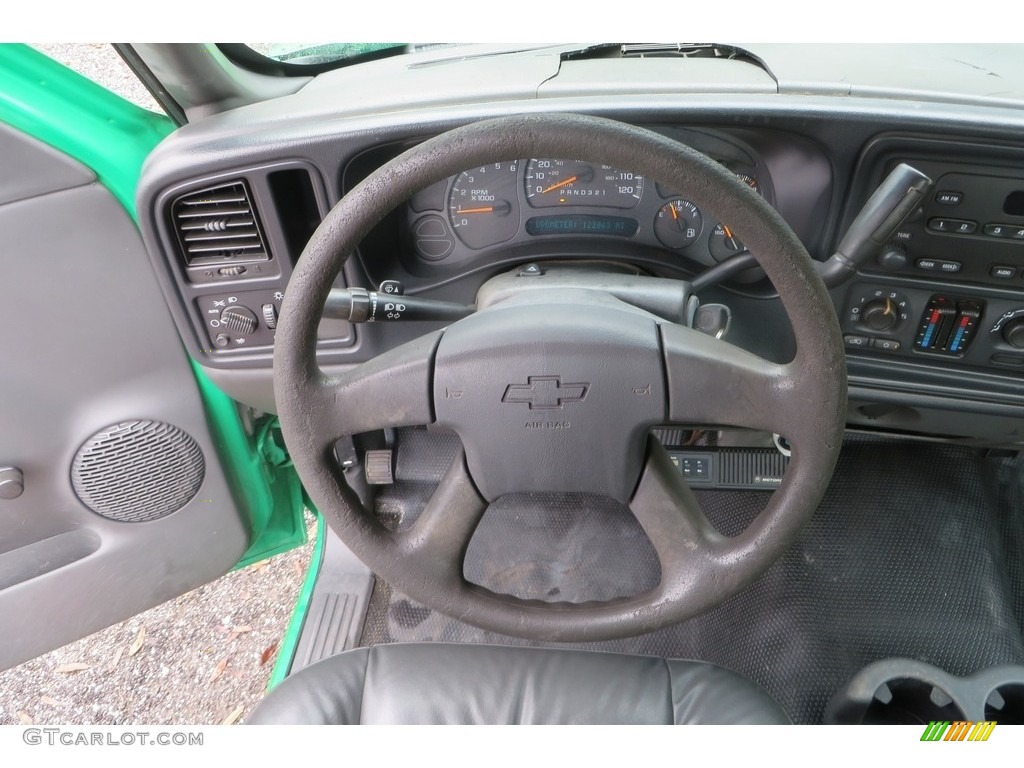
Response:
220,305,258,335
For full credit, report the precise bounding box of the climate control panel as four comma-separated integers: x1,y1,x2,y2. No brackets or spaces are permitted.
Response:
913,296,983,357
841,282,1024,372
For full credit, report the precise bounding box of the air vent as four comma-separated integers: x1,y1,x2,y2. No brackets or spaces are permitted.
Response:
171,181,270,267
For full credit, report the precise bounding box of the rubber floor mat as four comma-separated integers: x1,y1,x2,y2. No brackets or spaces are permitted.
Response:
360,436,1024,723
990,451,1024,636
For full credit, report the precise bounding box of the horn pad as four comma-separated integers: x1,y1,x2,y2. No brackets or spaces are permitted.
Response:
433,296,666,502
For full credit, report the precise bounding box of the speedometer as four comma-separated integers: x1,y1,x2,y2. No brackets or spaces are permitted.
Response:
524,160,644,209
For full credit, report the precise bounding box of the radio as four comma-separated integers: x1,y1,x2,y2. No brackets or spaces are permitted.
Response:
862,162,1024,289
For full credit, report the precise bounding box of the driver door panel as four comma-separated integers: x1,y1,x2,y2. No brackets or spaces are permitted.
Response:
0,123,249,670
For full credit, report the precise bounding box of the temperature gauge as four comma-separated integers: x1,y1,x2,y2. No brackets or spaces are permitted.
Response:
709,223,747,262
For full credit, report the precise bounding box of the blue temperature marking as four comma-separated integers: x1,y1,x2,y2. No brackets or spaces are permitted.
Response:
921,324,936,348
950,325,966,352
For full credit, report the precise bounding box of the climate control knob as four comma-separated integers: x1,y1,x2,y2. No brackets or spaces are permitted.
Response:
1003,318,1024,349
861,298,902,331
850,289,909,331
220,305,258,336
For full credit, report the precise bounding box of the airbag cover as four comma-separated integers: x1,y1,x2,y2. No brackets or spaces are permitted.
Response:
433,295,666,502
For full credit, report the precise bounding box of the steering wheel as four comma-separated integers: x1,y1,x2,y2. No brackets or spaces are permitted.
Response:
274,113,846,642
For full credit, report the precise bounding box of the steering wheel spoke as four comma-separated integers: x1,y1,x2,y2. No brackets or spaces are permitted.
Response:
630,438,724,583
661,323,801,438
313,330,442,440
397,450,487,586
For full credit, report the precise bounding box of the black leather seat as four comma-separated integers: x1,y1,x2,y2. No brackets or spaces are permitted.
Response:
249,643,789,724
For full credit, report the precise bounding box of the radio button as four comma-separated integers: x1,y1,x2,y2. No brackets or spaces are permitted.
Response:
928,218,976,234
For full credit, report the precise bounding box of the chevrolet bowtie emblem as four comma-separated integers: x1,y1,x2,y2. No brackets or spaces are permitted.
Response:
501,376,589,410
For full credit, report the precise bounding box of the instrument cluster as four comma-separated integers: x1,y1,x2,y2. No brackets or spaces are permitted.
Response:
404,156,771,275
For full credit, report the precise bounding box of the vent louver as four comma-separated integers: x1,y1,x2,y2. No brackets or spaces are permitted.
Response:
171,181,270,266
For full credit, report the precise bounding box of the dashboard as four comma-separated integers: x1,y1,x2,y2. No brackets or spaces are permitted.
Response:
363,126,827,291
133,45,1024,448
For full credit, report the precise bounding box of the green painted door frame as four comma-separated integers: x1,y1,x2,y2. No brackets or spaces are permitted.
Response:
0,43,312,571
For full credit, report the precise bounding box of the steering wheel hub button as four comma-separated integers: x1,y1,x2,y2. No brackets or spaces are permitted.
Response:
433,298,666,502
502,376,588,409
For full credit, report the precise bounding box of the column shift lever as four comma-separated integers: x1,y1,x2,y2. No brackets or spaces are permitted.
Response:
692,163,933,291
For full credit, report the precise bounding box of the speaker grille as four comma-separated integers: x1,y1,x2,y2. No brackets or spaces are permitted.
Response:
71,420,205,523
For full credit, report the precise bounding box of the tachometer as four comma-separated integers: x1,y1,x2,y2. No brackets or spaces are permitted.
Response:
448,162,520,249
524,160,644,209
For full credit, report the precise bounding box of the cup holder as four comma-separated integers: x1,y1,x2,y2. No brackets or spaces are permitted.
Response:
828,660,1024,725
985,683,1024,725
861,678,965,725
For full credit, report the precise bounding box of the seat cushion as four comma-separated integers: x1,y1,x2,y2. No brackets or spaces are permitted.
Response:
248,643,789,724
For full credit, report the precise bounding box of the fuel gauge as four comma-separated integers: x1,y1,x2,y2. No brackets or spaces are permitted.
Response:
654,198,703,249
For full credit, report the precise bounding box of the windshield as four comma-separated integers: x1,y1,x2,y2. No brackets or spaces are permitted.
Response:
244,43,407,67
216,43,1024,111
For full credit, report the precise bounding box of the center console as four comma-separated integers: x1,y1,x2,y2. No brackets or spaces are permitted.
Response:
839,137,1024,375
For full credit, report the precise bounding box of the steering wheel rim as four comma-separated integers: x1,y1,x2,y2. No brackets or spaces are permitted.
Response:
274,113,847,642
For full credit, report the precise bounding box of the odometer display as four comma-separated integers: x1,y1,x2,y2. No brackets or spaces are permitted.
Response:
524,159,644,209
526,215,639,237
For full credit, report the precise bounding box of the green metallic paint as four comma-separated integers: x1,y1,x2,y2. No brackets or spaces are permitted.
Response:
190,363,308,569
191,363,319,675
267,509,326,690
0,42,311,568
0,44,172,218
